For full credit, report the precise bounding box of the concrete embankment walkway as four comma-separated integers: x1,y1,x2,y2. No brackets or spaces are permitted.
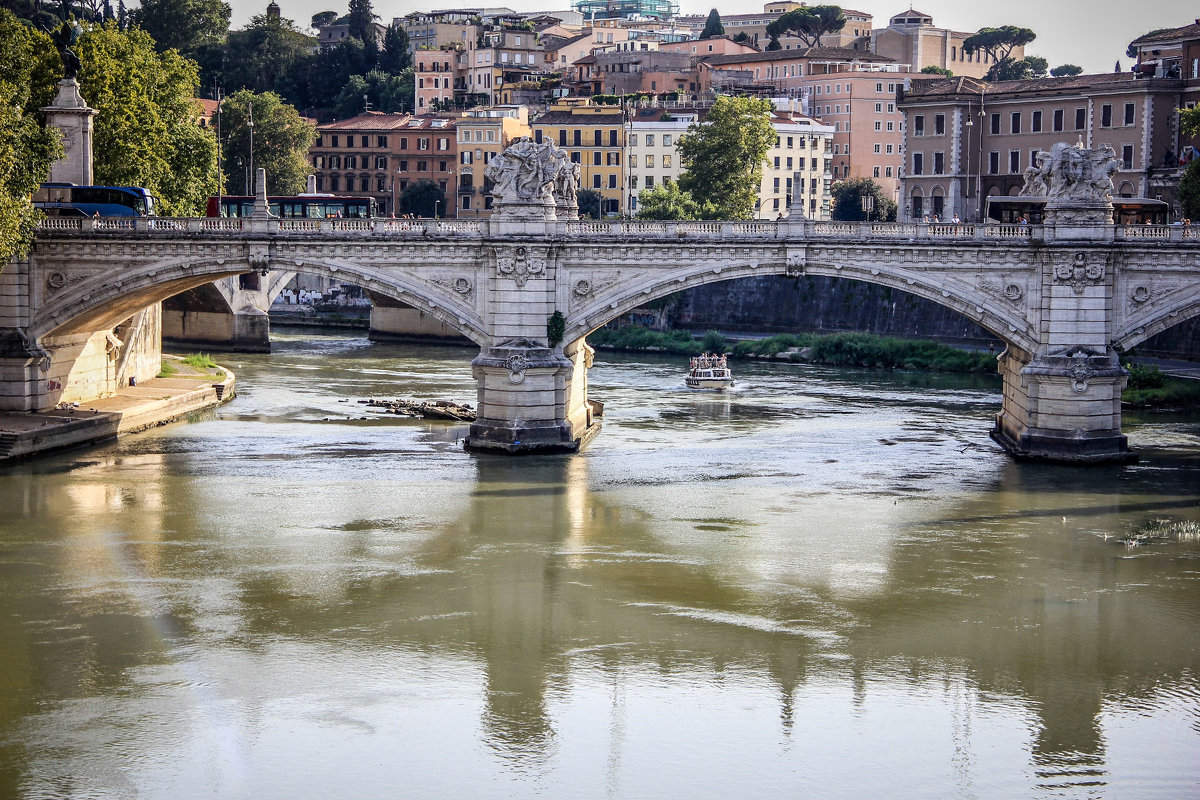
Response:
0,360,234,462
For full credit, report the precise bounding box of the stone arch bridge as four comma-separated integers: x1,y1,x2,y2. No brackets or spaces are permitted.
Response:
3,212,1197,462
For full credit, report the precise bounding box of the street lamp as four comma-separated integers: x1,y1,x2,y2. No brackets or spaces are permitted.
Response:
246,100,255,196
860,192,875,220
434,198,441,219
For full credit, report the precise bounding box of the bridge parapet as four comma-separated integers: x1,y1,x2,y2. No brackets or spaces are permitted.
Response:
38,216,1200,244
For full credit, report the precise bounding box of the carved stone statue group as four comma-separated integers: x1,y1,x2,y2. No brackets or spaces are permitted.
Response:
484,138,580,219
1020,141,1120,205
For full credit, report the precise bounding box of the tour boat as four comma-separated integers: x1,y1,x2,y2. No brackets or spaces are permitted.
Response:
686,354,734,391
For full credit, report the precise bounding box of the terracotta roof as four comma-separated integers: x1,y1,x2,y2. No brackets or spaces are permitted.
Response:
318,112,414,131
701,46,893,67
1131,20,1200,45
531,110,626,125
902,71,1154,100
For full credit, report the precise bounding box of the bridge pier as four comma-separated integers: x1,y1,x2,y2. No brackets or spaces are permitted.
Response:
464,337,594,454
162,280,272,353
992,345,1134,464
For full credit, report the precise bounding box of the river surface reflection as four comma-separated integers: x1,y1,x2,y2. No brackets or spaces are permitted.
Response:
1,330,1199,799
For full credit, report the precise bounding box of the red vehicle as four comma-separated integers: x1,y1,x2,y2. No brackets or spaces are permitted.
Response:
205,194,377,219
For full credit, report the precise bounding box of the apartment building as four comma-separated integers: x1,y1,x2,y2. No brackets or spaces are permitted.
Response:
898,70,1198,222
309,113,458,215
455,106,532,217
531,104,626,215
676,3,874,52
624,106,834,219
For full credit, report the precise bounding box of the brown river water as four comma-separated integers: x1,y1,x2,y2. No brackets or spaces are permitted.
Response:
1,329,1198,799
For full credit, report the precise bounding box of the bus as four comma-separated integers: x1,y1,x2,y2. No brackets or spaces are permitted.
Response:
34,184,156,217
205,194,377,219
984,196,1170,225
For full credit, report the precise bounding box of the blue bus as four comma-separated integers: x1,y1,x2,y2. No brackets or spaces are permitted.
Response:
34,184,157,217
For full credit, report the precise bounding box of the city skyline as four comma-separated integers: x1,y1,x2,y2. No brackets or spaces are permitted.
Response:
226,0,1197,77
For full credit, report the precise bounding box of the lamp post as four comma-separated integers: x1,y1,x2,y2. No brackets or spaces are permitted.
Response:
434,198,441,219
964,101,974,222
246,100,255,196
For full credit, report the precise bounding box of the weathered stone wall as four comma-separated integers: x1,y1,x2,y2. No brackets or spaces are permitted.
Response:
673,275,1001,347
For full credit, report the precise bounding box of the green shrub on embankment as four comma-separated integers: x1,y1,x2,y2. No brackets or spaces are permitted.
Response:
589,326,997,373
1121,363,1200,408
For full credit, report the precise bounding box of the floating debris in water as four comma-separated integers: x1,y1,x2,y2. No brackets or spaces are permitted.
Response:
1117,518,1200,547
358,398,475,422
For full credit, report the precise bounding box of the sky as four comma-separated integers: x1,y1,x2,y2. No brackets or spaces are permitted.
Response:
224,0,1197,75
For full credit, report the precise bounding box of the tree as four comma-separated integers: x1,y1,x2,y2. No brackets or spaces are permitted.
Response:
129,0,230,58
577,189,602,219
921,66,952,77
222,13,317,94
765,36,781,51
346,0,376,44
636,182,701,220
830,178,897,222
333,69,413,116
677,96,775,220
766,5,846,48
1179,161,1200,222
378,22,411,74
311,10,338,28
219,90,316,196
699,8,724,40
1025,56,1048,78
1050,64,1083,77
732,32,749,44
0,10,62,265
74,23,218,215
962,26,1036,81
399,180,445,217
1180,106,1200,139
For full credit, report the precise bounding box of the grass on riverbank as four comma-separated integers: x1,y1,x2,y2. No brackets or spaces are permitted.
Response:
158,353,224,380
1121,363,1200,408
588,326,998,373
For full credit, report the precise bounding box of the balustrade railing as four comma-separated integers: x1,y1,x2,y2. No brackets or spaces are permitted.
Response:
34,216,1200,245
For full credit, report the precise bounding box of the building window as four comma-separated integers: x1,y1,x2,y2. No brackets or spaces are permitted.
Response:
609,130,618,147
399,159,407,171
592,174,601,188
663,155,672,168
1011,112,1021,134
573,130,581,146
912,153,923,175
417,160,427,171
462,195,471,210
646,154,655,168
608,174,617,189
1009,150,1020,173
990,113,1000,135
1101,104,1112,127
1124,102,1135,126
377,135,387,148
630,154,638,168
1122,144,1133,169
878,102,886,114
375,156,387,169
439,160,448,172
934,114,945,135
934,152,944,174
377,176,386,191
1032,110,1042,132
885,166,893,177
645,175,654,189
886,144,894,154
886,122,894,131
873,143,881,154
330,175,339,191
989,151,999,174
331,135,339,147
345,155,356,169
1053,109,1064,132
874,121,882,131
914,115,924,136
872,166,880,177
419,138,429,150
1075,108,1086,130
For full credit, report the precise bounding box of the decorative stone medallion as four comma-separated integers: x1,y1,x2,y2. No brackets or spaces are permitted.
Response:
497,246,545,287
1053,253,1104,294
504,354,529,384
1068,352,1096,394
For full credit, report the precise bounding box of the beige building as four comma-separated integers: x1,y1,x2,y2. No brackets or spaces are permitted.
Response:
872,9,1018,81
454,106,531,217
625,106,834,219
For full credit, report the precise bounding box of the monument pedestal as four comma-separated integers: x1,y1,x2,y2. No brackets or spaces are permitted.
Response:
43,79,96,186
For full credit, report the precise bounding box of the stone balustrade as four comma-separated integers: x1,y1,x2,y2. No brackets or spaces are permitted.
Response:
36,216,1200,244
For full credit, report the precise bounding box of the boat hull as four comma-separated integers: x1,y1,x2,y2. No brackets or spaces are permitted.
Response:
685,377,734,391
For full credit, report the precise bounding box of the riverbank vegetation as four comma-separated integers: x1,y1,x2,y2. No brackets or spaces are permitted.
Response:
1121,363,1200,408
588,326,998,373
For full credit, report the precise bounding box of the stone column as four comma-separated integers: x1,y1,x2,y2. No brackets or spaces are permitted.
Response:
43,79,97,185
990,249,1134,464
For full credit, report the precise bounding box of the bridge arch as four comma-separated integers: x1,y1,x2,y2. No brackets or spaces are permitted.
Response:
1113,287,1200,352
566,257,1038,354
30,254,487,345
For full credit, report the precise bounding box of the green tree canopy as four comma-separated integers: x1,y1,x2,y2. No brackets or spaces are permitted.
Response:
962,26,1037,82
220,90,316,196
378,23,412,74
347,0,376,44
1179,161,1200,222
0,11,63,264
765,36,781,51
830,177,897,222
222,13,316,94
1180,106,1200,139
766,5,846,47
678,96,775,220
311,10,338,27
399,180,445,217
333,68,413,116
699,9,724,40
921,65,952,77
1025,55,1048,78
577,188,602,219
1127,29,1170,59
74,22,218,215
1050,63,1083,77
636,182,701,220
129,0,230,58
